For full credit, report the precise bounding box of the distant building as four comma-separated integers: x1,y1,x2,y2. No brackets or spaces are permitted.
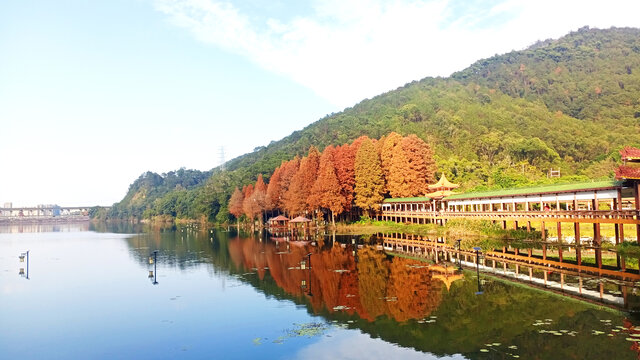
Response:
3,202,12,208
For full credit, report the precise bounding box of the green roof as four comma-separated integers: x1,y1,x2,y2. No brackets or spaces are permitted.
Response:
446,180,624,200
383,196,431,203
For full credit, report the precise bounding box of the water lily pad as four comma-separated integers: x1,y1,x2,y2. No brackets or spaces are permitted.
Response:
508,345,518,350
252,338,262,345
492,343,501,346
480,349,489,352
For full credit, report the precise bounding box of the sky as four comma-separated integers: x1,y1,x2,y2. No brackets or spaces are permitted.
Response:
1,0,640,207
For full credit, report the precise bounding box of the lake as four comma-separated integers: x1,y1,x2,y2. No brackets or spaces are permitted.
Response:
1,223,640,359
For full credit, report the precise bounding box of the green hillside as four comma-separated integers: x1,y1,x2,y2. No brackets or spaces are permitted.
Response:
107,27,640,222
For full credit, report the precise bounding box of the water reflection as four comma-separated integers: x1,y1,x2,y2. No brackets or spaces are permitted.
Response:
5,222,640,359
0,222,90,233
108,224,640,358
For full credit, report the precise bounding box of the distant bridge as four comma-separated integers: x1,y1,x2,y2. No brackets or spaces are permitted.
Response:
0,206,110,219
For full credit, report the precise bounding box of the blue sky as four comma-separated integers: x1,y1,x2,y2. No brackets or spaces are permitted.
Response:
1,0,639,206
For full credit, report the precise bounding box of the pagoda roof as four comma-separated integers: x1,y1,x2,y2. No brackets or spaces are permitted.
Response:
290,216,312,223
428,174,459,190
620,146,640,162
616,166,640,180
268,215,290,222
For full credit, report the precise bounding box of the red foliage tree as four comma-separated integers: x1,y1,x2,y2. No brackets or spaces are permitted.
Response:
241,183,255,219
277,157,300,214
283,147,320,216
228,187,244,229
401,134,436,195
248,174,267,225
310,145,344,226
333,136,369,214
265,164,283,211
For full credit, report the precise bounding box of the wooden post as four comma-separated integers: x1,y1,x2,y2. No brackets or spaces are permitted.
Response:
558,243,563,262
541,221,546,240
635,181,640,244
615,222,622,269
502,220,507,230
593,198,602,269
542,244,547,260
557,221,562,243
526,221,531,232
514,221,519,230
574,222,581,265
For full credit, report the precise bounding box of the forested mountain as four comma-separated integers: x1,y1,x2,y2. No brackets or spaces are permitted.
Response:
108,27,640,222
109,168,212,218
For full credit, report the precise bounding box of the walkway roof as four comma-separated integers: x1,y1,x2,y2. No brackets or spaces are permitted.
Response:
446,180,624,201
383,196,431,203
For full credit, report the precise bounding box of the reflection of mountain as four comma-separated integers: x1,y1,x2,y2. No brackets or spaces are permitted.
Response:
120,227,637,359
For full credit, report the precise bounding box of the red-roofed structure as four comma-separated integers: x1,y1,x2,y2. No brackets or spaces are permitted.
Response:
620,146,640,162
616,166,640,180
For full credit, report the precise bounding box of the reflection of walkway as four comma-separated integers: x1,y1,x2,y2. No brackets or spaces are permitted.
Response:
382,234,639,311
381,233,640,280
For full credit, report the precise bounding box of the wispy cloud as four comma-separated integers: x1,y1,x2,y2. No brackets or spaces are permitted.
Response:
154,0,640,108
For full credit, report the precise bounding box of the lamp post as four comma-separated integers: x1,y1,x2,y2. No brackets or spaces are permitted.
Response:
148,250,159,285
19,250,29,279
473,247,483,295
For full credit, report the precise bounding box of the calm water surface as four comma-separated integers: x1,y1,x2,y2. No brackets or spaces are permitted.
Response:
1,223,640,359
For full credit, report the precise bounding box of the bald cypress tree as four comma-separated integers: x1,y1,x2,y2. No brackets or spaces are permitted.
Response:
354,138,384,217
401,134,436,195
310,145,343,226
228,187,244,230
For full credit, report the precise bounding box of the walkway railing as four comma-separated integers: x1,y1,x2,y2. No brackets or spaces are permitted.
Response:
381,209,640,224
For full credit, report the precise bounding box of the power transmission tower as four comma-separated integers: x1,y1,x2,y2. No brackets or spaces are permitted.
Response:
218,146,226,171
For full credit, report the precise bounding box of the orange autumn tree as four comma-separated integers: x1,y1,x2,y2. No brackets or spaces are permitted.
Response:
241,184,257,226
354,138,384,216
334,136,368,217
283,147,320,216
277,157,300,214
401,134,436,195
380,132,408,197
265,164,283,213
310,145,344,226
247,174,267,226
228,187,244,229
